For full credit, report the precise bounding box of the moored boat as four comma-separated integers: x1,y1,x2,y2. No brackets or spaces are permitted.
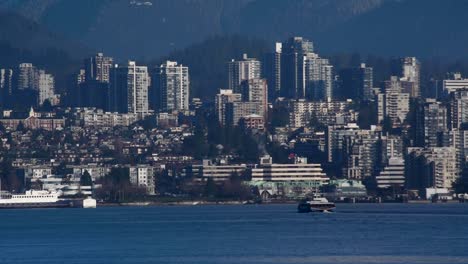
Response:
0,190,66,209
0,190,96,209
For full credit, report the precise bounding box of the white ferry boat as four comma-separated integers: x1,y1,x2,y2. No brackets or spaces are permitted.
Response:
0,190,67,209
297,194,336,213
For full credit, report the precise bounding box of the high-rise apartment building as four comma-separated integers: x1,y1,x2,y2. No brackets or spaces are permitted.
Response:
407,147,459,189
77,69,86,85
84,53,114,83
339,63,373,101
327,123,381,180
215,89,242,126
110,61,149,117
342,133,380,180
393,57,420,98
263,43,282,100
423,99,449,148
377,76,410,125
17,63,37,90
280,37,314,99
305,53,334,101
151,61,189,112
449,89,468,129
228,54,261,92
0,69,13,105
37,70,56,106
240,78,268,119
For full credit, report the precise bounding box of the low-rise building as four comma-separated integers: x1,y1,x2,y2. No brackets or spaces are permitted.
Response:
249,156,329,199
128,165,156,195
193,159,247,182
251,156,328,182
0,108,65,131
239,114,264,131
73,108,138,127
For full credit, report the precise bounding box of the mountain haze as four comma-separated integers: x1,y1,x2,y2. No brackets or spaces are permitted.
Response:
2,0,466,59
0,12,89,91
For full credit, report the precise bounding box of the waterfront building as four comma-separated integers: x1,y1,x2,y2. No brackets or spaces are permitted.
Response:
129,165,156,195
69,165,111,180
251,155,328,182
249,155,329,199
375,157,405,189
35,175,93,196
325,179,367,198
195,160,247,182
151,61,189,113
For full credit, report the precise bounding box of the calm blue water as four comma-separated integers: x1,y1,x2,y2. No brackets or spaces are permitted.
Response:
1,204,468,264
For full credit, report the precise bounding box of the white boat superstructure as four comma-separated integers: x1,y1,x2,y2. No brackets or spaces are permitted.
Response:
297,193,336,213
0,190,59,204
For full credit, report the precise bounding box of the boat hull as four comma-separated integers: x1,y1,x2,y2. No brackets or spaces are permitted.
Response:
297,202,336,213
0,201,73,209
0,199,94,209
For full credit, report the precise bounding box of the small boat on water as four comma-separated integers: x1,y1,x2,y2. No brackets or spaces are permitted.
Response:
297,194,336,213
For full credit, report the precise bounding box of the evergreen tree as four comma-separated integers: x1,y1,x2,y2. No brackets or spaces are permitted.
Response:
80,170,93,186
203,178,217,198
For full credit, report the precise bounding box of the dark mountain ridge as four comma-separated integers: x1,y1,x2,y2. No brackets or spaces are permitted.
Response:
7,0,467,59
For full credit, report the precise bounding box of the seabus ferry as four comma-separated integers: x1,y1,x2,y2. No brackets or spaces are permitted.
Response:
297,193,336,213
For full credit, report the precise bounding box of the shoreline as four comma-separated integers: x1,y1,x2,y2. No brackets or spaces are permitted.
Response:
97,199,465,207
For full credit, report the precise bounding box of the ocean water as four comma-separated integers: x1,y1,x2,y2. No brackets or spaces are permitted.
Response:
1,204,468,264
